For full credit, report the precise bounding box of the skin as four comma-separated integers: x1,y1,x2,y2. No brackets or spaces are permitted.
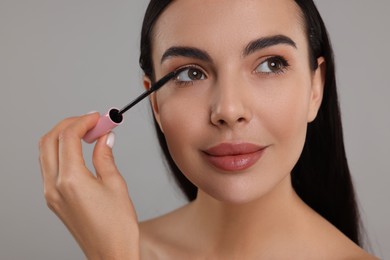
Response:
39,0,378,259
149,0,320,205
140,0,377,259
39,114,139,259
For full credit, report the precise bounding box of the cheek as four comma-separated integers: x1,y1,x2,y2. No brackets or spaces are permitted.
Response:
271,92,309,140
155,89,207,169
157,87,207,133
259,78,312,166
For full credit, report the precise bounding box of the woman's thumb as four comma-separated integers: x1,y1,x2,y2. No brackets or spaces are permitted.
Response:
92,132,119,179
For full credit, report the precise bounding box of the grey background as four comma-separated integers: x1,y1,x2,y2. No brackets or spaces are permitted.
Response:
0,0,388,259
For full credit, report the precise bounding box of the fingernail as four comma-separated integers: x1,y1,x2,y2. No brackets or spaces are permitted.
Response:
106,132,115,148
86,111,98,115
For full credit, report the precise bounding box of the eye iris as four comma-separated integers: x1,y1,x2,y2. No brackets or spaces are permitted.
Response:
255,56,288,74
268,59,281,71
188,68,202,80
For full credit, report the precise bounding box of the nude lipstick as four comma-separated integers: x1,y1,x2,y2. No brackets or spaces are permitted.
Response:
203,143,267,172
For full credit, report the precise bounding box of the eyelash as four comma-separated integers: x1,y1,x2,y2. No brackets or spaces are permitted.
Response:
254,56,290,75
172,55,289,87
174,64,207,87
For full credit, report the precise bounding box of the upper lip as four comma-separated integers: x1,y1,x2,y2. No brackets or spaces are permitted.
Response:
203,143,266,156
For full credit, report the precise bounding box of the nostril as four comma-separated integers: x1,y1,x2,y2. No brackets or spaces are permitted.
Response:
237,117,245,123
218,119,225,125
215,117,245,126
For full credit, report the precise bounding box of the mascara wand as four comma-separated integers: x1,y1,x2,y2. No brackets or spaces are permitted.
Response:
83,71,177,143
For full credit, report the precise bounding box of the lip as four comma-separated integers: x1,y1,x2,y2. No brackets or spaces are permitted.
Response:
202,143,267,172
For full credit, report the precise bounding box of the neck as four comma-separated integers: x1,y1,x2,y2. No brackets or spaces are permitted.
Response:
188,175,310,256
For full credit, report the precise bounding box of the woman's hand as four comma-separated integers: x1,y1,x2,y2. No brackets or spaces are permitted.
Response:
39,113,139,259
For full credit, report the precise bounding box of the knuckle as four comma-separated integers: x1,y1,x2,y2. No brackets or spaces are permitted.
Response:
56,174,78,194
59,116,79,127
38,134,48,150
41,117,77,144
62,116,77,124
58,128,75,142
38,153,46,167
39,132,55,152
108,174,127,191
93,152,114,167
46,198,61,213
44,188,61,206
46,202,57,213
38,136,56,168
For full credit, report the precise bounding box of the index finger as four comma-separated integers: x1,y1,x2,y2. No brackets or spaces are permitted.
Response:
58,113,100,174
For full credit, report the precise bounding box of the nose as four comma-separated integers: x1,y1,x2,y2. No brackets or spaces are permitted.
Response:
210,76,253,128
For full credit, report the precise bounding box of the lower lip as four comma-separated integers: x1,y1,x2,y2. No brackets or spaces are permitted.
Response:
203,149,266,172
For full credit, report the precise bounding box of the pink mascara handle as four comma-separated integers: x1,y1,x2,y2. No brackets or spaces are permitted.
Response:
83,108,124,144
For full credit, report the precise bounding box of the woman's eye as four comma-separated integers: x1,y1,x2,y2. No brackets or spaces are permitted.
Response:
255,56,289,74
175,67,206,84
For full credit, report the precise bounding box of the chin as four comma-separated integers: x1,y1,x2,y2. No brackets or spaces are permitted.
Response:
199,178,278,205
194,169,293,206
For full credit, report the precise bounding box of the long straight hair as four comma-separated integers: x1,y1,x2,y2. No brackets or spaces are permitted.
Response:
139,0,362,246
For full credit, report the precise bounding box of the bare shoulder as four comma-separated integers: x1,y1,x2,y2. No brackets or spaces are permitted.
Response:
296,204,379,260
139,204,195,260
138,200,379,259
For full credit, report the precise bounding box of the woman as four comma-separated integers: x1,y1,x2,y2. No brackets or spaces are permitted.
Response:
39,0,378,258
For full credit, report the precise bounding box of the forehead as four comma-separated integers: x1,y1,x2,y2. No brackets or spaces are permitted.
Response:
153,0,306,57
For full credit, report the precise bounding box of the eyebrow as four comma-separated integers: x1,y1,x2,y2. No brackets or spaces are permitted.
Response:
161,47,212,64
160,34,297,64
243,35,297,56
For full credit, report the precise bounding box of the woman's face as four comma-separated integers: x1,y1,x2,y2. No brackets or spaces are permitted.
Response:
148,0,324,203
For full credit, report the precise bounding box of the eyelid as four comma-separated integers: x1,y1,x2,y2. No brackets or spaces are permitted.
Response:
175,64,207,75
253,55,290,75
173,64,208,86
